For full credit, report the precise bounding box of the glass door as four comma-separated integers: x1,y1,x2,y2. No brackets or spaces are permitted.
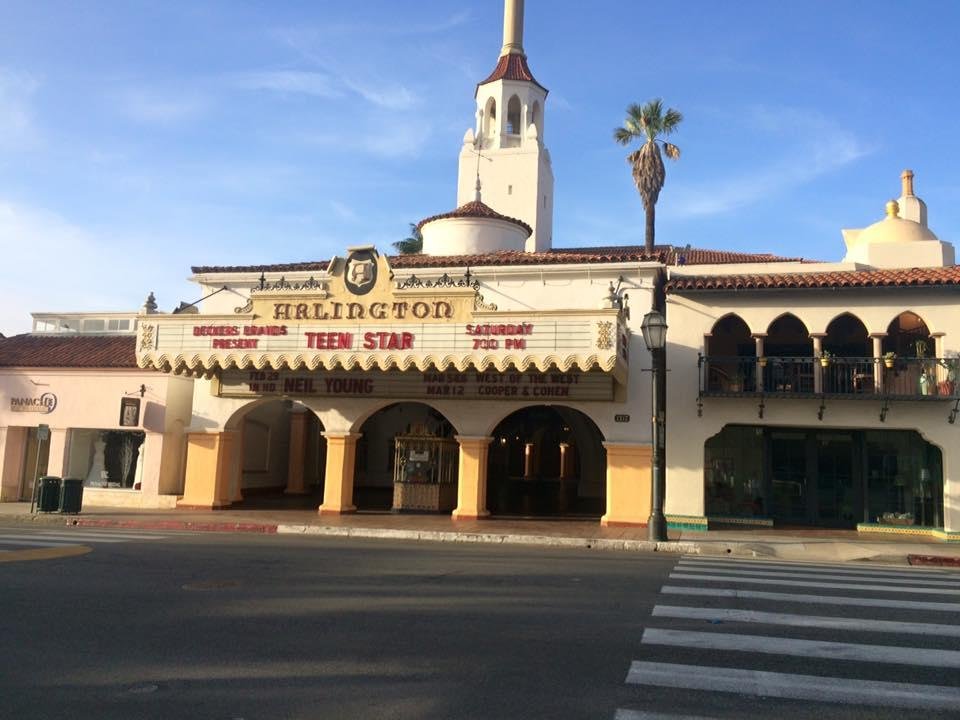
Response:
815,433,857,526
768,432,809,522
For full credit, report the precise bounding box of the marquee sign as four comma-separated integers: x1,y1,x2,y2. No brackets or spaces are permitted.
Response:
139,247,630,381
217,369,614,402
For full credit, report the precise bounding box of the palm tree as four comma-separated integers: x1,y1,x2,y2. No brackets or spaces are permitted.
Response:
613,98,682,255
392,223,423,255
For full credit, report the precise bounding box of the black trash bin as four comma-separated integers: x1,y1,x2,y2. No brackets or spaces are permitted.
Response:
60,478,84,514
37,476,62,513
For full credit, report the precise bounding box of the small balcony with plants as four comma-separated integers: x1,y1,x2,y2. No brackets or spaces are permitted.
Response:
698,311,960,412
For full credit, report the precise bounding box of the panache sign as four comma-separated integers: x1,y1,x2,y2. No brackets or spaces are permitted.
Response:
10,392,58,414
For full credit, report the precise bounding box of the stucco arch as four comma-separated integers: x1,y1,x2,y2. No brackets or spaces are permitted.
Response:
707,313,753,356
506,94,522,134
486,404,607,517
483,96,497,137
823,312,870,356
348,399,462,435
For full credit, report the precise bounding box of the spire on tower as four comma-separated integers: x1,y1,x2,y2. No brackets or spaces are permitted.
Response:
501,0,525,56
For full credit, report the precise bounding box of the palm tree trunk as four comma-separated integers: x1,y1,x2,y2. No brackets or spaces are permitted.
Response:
645,204,656,255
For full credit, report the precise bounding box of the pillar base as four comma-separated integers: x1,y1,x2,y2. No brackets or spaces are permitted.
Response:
176,501,232,510
318,505,357,515
600,518,647,528
452,509,490,521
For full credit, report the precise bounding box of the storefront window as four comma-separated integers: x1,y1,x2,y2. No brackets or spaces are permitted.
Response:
705,426,767,517
864,430,943,528
67,429,146,489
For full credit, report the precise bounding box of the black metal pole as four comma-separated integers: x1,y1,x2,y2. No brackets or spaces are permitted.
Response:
648,347,668,541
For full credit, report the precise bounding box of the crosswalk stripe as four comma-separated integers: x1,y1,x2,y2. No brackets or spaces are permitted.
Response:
660,585,960,613
652,604,960,637
614,710,718,720
669,572,960,595
0,533,124,544
625,661,960,711
29,531,167,541
673,565,959,588
678,558,960,581
0,539,83,548
641,627,960,667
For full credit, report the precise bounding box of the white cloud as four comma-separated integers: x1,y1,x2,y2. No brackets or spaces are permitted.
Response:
0,68,40,150
665,106,873,218
0,200,187,335
120,88,207,125
231,70,341,98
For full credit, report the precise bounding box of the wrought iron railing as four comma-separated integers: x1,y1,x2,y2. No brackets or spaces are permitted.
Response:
699,355,960,399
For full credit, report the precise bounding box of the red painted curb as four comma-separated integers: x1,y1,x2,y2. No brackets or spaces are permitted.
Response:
907,554,960,567
67,518,278,534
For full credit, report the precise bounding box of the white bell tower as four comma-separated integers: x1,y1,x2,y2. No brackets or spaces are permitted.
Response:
457,0,554,253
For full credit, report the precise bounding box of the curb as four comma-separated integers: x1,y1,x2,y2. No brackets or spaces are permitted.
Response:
276,523,709,554
68,518,278,534
908,554,960,568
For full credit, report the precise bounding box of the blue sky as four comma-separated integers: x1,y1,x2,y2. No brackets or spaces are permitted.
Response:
1,0,958,334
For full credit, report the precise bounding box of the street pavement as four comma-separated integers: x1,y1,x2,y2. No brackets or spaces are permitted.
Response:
0,523,674,720
615,555,960,719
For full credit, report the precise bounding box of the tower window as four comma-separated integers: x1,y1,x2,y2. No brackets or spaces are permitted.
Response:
507,95,521,135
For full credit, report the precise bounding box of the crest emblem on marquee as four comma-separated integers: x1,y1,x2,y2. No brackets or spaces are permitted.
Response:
344,247,378,296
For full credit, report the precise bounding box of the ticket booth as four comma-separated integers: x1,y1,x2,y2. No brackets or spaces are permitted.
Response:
392,426,458,512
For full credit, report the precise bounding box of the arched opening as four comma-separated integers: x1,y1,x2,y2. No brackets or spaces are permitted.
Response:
487,405,606,517
705,425,944,528
232,399,326,508
706,314,753,392
883,311,933,358
506,95,522,135
823,313,872,393
765,313,813,393
483,97,497,138
882,312,939,396
353,402,457,512
530,100,542,138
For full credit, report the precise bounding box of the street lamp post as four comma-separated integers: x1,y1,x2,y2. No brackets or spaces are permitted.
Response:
641,310,668,542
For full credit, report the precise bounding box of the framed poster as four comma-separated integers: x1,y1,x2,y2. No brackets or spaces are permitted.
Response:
119,397,141,427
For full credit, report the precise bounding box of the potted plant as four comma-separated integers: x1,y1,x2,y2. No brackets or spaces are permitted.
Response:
819,350,833,368
883,351,896,369
757,356,768,368
728,372,744,393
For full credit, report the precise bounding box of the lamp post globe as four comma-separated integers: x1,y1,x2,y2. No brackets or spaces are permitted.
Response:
641,309,667,351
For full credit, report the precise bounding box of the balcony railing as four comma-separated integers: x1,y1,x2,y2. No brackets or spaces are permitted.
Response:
699,355,960,399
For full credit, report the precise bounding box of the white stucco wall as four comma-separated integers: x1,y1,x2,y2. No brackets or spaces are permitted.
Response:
665,288,960,531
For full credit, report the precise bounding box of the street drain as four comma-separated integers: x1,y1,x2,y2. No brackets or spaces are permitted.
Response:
182,579,242,591
127,683,159,694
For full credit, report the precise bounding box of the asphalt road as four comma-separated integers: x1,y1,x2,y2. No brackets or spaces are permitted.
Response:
1,524,958,720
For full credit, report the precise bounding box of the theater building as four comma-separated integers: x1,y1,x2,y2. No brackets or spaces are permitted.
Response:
665,171,959,540
130,0,795,526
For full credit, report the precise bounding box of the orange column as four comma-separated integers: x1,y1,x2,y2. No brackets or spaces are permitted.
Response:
453,436,492,520
285,410,308,495
178,431,238,510
600,442,653,527
318,432,359,515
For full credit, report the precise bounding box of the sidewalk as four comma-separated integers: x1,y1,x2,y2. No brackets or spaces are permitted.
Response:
2,502,958,567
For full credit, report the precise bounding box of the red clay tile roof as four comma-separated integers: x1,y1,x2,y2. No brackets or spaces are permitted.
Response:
477,53,546,94
0,334,137,368
192,260,330,275
666,266,960,293
191,246,804,275
416,199,532,236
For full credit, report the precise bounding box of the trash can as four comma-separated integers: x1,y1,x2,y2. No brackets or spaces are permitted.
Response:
37,476,62,513
59,478,84,514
